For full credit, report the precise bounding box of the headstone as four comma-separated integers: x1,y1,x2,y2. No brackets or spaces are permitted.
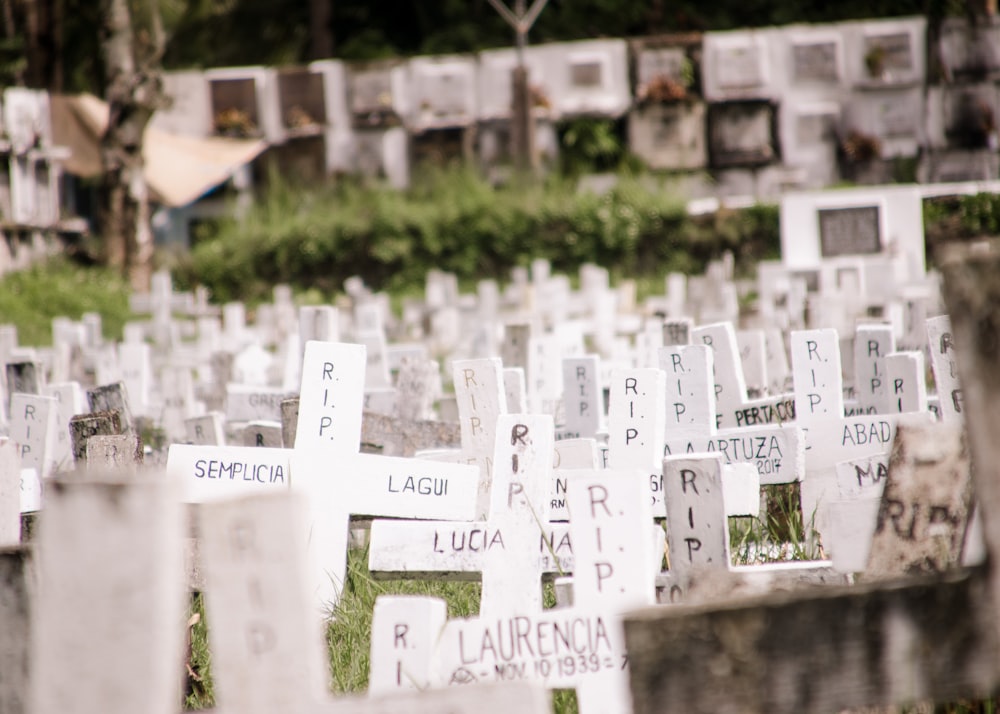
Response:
9,394,57,478
0,441,21,545
281,397,299,448
185,412,226,446
453,358,507,519
369,596,447,694
85,434,143,474
865,421,971,578
608,368,667,514
242,420,284,448
199,493,326,714
293,341,365,452
6,361,39,399
663,455,730,576
884,351,928,414
69,411,126,464
853,324,894,413
226,384,292,424
43,382,84,471
87,382,135,434
30,479,184,714
926,315,963,424
791,328,843,422
560,356,603,439
0,547,33,714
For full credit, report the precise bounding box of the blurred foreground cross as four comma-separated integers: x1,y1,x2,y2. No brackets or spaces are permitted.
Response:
622,239,1000,714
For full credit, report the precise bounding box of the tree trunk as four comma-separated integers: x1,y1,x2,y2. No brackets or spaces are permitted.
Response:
98,0,162,292
309,0,333,59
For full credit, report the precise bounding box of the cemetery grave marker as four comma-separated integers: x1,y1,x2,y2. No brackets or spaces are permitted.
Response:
199,493,326,714
453,358,508,518
0,546,33,714
9,393,57,478
0,441,22,544
361,411,461,457
185,412,226,446
68,411,127,464
291,340,480,611
85,434,143,474
926,315,962,424
864,420,971,578
43,382,85,471
30,477,185,714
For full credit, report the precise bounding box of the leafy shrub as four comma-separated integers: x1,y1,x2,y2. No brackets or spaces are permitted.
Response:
179,170,781,304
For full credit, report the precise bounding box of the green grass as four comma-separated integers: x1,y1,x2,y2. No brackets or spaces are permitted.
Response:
0,258,132,346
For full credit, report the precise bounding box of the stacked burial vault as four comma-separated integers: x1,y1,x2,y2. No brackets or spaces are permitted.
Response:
145,15,1000,196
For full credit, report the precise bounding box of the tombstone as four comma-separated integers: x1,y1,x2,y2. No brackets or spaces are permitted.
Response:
662,317,692,347
865,420,971,578
6,361,39,400
369,596,447,694
185,412,226,446
360,412,461,457
281,397,299,448
9,393,57,478
453,358,507,519
68,411,127,464
118,342,151,417
853,324,894,413
0,547,33,714
883,351,928,414
85,434,143,474
560,356,602,439
0,441,21,545
663,455,730,576
926,315,962,424
30,478,185,714
242,420,284,448
87,382,135,434
199,493,326,714
226,384,291,424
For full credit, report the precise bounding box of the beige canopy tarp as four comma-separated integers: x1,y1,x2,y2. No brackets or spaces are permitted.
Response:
50,93,267,208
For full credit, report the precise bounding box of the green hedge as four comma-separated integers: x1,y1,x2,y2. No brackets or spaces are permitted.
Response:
179,170,781,303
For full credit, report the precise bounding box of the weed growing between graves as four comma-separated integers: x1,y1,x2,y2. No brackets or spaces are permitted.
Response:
184,594,214,710
0,258,132,345
729,483,823,565
326,546,482,693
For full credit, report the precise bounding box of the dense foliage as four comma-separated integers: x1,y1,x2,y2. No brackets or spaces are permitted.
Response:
177,170,781,303
0,259,132,346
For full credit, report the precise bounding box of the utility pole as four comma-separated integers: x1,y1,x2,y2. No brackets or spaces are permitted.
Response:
486,0,549,172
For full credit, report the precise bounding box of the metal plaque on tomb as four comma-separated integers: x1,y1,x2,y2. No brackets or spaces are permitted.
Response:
818,206,881,258
792,42,839,83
